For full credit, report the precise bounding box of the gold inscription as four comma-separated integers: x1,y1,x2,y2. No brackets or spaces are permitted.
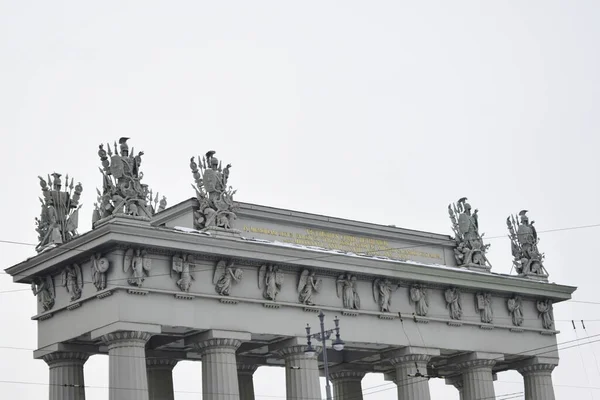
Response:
243,226,442,261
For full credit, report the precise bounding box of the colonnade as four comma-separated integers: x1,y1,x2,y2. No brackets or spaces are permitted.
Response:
41,331,557,400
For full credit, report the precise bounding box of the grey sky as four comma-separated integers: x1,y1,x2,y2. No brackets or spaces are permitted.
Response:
1,1,599,398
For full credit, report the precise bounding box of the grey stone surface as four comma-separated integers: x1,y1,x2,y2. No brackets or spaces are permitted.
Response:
35,173,82,253
43,351,88,400
330,371,366,400
93,138,165,225
456,359,496,400
190,151,239,230
237,363,258,400
192,335,243,400
507,210,548,279
518,363,557,400
388,352,435,400
445,375,464,400
448,197,491,271
146,359,177,400
276,345,321,400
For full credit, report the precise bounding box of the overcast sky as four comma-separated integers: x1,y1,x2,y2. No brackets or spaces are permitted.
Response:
1,1,600,399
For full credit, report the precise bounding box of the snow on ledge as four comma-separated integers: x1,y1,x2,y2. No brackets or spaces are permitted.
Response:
173,226,211,236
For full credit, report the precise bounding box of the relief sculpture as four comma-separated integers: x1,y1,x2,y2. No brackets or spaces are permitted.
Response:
123,248,151,287
336,274,360,310
258,265,283,301
475,292,493,324
213,260,243,296
507,296,524,327
537,299,554,330
448,197,491,270
31,275,55,312
171,254,196,292
297,269,321,305
444,288,463,320
91,253,110,291
62,263,83,301
409,284,429,316
507,210,548,278
372,278,398,312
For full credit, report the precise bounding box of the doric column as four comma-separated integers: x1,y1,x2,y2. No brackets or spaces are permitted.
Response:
389,354,433,400
445,375,464,400
146,359,178,400
456,360,496,400
277,345,321,400
518,364,556,400
42,351,89,400
102,331,152,400
193,338,242,400
330,371,366,400
237,363,258,400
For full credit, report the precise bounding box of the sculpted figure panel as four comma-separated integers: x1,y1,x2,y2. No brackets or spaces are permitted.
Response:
444,288,463,320
190,151,239,230
507,296,524,327
336,274,360,310
31,275,55,311
213,260,243,296
123,248,151,287
297,270,321,305
171,254,196,292
537,299,554,330
258,265,283,301
372,278,398,312
409,284,429,316
91,253,110,291
448,197,491,270
474,292,493,323
62,264,83,301
35,173,82,253
507,210,548,278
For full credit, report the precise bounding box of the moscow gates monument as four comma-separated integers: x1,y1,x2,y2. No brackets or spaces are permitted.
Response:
6,139,576,400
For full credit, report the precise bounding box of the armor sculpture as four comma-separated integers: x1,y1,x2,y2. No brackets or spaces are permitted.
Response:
448,197,491,271
507,210,548,278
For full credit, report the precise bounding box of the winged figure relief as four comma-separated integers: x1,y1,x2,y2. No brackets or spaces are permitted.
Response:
297,269,322,305
372,278,398,312
124,248,151,287
31,275,55,311
258,264,283,301
91,253,110,291
444,288,463,320
336,273,360,310
213,260,243,296
62,263,83,301
171,254,196,292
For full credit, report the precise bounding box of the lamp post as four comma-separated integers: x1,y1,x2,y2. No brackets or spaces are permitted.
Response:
305,311,345,400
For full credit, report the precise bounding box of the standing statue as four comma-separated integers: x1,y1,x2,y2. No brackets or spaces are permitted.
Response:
91,253,110,291
297,270,322,305
123,248,151,287
258,265,284,301
61,264,83,301
31,275,55,311
444,288,463,320
475,292,493,324
336,274,360,310
190,151,239,230
171,254,196,292
92,138,166,226
507,210,548,278
372,278,399,312
213,260,243,296
448,197,491,270
409,285,429,316
34,173,83,253
507,296,524,327
537,299,554,330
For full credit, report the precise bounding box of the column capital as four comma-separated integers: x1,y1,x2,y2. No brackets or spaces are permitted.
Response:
102,330,153,346
455,359,497,371
146,358,178,369
192,337,242,353
237,363,259,376
445,375,464,390
42,351,89,365
329,371,366,381
518,363,557,376
388,352,432,365
275,345,321,359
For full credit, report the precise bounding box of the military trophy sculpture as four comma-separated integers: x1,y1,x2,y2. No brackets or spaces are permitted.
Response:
92,138,166,226
506,210,548,281
190,150,239,232
35,173,83,253
448,197,492,271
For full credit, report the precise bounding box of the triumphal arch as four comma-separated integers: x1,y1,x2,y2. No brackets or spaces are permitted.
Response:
6,139,576,400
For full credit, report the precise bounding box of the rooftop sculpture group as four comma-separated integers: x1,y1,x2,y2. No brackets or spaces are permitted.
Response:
92,138,166,225
35,173,83,253
448,197,491,271
190,151,239,231
507,210,548,279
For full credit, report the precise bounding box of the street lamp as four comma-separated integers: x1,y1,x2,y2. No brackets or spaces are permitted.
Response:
305,311,345,400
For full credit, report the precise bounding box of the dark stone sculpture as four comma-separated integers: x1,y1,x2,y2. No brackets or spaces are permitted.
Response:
448,197,491,271
35,173,82,253
507,210,548,279
190,151,239,231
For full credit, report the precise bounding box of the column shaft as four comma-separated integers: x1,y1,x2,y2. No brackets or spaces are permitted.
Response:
458,360,495,400
518,364,556,400
194,338,242,400
103,331,152,400
445,376,464,400
390,355,432,400
277,346,321,400
330,371,365,400
43,352,89,400
237,364,258,400
146,359,178,400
